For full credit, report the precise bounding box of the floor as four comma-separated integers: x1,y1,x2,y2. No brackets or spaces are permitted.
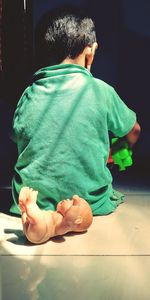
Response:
0,179,150,300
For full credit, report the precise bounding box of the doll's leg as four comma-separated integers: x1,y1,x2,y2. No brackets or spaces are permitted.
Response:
19,187,42,223
19,187,30,225
19,187,50,243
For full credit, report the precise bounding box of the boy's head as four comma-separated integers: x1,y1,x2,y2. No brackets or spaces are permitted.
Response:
35,6,97,69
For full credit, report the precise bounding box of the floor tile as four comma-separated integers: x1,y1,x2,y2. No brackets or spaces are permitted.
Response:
0,190,150,300
1,255,150,300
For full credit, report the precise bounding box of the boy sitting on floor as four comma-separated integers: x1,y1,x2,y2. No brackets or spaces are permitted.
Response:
10,6,140,219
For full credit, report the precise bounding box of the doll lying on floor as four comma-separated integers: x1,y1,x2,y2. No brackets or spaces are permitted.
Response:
19,187,93,244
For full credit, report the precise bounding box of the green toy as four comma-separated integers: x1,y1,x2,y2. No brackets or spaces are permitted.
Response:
111,138,133,171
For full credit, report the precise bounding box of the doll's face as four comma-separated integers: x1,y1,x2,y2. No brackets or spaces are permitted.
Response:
56,198,82,225
56,196,93,233
56,199,74,216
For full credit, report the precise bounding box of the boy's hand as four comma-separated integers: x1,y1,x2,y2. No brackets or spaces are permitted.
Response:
125,122,141,148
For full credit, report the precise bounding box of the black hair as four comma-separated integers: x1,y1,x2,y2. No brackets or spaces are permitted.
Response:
34,5,96,68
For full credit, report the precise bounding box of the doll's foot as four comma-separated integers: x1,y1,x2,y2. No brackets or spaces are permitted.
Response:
19,186,38,207
19,188,49,242
19,187,39,223
19,187,31,214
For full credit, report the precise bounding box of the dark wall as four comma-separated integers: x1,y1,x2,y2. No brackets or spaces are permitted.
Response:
0,0,150,189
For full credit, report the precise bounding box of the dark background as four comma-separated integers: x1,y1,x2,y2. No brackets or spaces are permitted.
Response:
0,0,150,211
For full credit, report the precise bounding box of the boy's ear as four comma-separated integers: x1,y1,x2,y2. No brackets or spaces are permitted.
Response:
91,42,98,54
85,42,98,71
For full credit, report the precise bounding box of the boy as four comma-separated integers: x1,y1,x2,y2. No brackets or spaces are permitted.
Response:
10,7,140,217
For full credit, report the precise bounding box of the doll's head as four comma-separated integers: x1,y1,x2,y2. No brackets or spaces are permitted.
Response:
56,195,93,232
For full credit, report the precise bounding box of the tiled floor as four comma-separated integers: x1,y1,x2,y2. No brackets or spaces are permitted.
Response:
0,185,150,300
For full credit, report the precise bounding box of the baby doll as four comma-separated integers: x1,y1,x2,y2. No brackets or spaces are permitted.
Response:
19,187,93,244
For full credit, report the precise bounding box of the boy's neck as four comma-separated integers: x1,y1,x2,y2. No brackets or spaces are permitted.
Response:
61,53,86,68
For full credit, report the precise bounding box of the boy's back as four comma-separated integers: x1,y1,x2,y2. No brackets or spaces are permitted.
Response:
10,63,136,215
